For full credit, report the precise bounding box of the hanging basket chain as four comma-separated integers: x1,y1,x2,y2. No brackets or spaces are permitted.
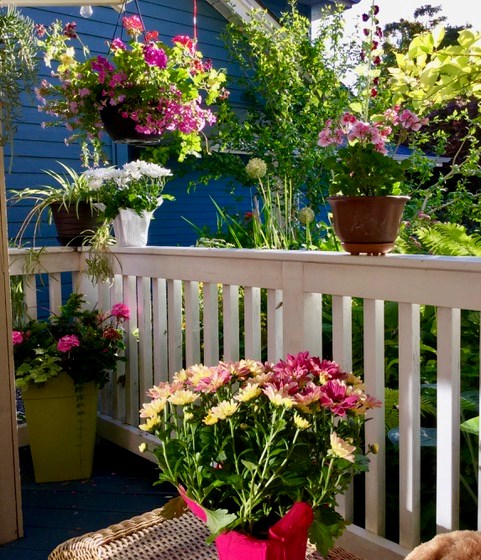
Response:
193,0,197,40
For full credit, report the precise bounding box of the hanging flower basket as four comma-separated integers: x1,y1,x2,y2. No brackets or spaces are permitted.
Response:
35,17,229,165
99,103,164,146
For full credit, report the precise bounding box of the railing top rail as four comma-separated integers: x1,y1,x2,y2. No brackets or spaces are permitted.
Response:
8,246,481,310
8,246,481,272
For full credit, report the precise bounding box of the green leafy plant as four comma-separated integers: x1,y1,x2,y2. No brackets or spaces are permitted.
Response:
318,2,429,197
139,352,380,556
0,7,38,154
35,17,228,165
11,162,103,242
180,1,351,211
12,292,130,389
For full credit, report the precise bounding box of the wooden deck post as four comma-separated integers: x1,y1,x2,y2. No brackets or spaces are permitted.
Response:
0,141,23,543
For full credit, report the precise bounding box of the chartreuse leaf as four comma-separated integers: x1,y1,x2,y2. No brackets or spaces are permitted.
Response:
460,416,479,436
204,508,237,536
432,26,445,48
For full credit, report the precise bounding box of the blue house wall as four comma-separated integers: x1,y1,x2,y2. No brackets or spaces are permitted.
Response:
5,0,320,248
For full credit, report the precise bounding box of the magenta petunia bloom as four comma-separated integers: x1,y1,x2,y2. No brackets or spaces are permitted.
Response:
110,303,130,320
143,45,168,68
12,331,23,345
57,334,80,353
110,38,126,51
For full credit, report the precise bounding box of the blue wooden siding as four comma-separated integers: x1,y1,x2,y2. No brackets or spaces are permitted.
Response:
5,0,314,248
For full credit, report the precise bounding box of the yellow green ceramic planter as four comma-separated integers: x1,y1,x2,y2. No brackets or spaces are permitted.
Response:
22,373,98,483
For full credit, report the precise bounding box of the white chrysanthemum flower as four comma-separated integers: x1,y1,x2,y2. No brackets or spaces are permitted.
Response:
123,160,172,180
329,432,356,463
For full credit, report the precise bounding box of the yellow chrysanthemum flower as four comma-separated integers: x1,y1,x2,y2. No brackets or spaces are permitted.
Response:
139,397,166,418
139,415,161,433
184,411,194,421
203,412,218,425
345,372,365,389
329,432,356,463
188,364,215,386
293,413,311,430
263,385,294,408
210,399,238,420
173,369,189,383
235,383,261,402
168,389,198,406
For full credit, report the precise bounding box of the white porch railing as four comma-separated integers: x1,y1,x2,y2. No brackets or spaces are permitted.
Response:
9,246,481,560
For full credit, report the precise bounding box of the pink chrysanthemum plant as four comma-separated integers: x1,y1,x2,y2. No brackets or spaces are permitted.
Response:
35,16,229,166
12,292,129,390
318,2,428,197
139,351,381,557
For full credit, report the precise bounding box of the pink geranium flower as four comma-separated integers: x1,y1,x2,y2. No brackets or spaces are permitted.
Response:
12,331,23,345
123,15,143,37
110,303,130,320
57,334,80,353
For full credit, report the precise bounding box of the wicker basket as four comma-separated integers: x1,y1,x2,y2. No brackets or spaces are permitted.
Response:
48,508,366,560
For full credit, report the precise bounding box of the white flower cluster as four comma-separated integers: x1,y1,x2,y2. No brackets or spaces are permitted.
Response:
123,160,172,180
84,160,172,189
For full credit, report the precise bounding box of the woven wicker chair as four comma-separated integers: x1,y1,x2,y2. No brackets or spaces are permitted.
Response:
48,508,366,560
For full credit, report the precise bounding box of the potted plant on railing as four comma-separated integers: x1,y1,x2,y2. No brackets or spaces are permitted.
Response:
84,159,174,247
139,352,381,559
319,106,428,255
318,2,429,255
35,16,229,166
11,162,104,246
12,293,129,483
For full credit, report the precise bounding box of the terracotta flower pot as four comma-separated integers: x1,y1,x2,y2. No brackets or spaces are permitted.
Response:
50,202,102,247
327,195,410,255
179,487,314,560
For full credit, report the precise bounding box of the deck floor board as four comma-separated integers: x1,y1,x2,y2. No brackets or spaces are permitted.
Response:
0,440,173,559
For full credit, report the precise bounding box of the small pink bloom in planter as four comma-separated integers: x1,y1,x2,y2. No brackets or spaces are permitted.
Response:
12,331,23,345
110,303,130,320
57,334,80,352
